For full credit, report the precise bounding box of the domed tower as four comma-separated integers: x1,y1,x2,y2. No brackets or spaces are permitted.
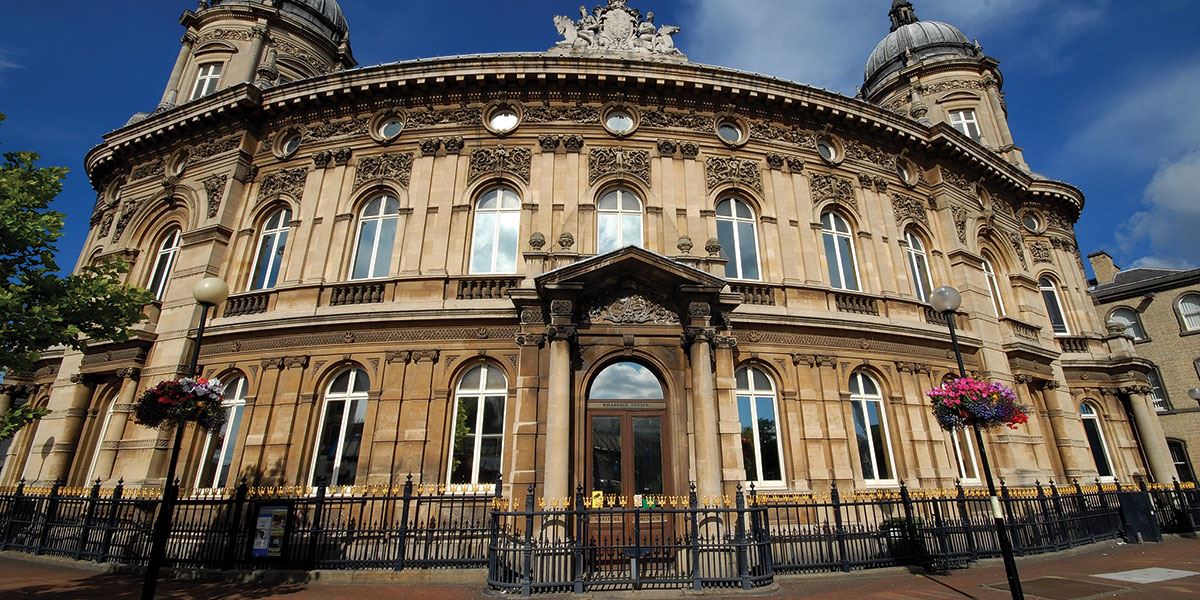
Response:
861,0,1027,170
156,0,355,110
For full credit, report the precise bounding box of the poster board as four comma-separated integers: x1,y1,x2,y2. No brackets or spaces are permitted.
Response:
251,505,288,559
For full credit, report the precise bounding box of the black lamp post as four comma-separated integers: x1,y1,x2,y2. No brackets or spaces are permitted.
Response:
142,277,229,600
930,285,1024,600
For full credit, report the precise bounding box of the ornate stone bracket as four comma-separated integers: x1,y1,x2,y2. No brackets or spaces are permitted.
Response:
203,173,229,219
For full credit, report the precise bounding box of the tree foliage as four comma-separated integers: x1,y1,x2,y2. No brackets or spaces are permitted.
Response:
0,403,49,442
0,112,155,435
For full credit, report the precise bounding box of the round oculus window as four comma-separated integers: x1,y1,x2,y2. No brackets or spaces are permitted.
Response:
605,110,635,135
380,118,404,139
1022,213,1042,232
281,133,302,156
897,161,918,186
717,121,744,144
817,139,838,163
488,108,519,133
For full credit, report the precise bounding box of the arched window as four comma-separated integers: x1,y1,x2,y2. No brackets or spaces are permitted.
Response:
904,230,933,303
450,363,507,486
248,208,292,290
1109,308,1147,341
1038,277,1069,335
196,376,248,489
849,372,895,484
950,429,980,483
1178,294,1200,332
311,368,369,486
736,366,784,485
1168,439,1195,483
469,187,521,274
597,188,643,254
350,195,400,280
85,395,118,483
147,227,181,301
981,253,1006,318
716,198,761,281
821,212,859,291
1079,402,1114,481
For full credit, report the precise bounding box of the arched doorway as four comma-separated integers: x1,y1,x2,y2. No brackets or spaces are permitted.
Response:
586,361,671,502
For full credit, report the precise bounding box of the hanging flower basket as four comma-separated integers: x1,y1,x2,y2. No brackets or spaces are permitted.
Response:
134,377,226,432
926,377,1029,431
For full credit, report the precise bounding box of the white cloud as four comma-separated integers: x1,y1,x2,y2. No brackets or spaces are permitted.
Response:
1116,150,1200,267
1127,256,1196,270
0,49,20,85
681,0,1103,95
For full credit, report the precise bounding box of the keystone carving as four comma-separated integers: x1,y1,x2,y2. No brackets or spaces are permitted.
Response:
890,192,928,228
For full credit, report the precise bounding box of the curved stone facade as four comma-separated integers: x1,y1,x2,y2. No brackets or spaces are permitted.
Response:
0,1,1174,498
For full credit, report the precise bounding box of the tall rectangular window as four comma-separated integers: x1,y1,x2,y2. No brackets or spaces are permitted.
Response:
1147,369,1169,412
949,109,982,142
190,62,224,101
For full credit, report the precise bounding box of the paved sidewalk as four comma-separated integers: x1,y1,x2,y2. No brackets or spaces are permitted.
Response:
1,537,1198,599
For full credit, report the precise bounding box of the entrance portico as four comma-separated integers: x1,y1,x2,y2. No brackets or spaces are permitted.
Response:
510,247,741,502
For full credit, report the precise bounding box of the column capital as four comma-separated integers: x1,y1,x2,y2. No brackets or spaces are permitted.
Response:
515,333,546,348
545,325,577,342
681,327,716,348
712,335,738,350
115,368,142,381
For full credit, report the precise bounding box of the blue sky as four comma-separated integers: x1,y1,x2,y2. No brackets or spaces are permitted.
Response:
1,1,1198,274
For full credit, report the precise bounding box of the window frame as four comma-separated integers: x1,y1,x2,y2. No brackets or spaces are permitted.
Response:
1177,294,1200,333
981,254,1007,318
468,187,522,275
447,363,508,489
715,198,763,281
904,230,934,303
1168,439,1195,483
849,372,897,486
309,368,370,487
147,227,182,302
821,211,861,291
1147,368,1170,412
247,208,293,291
1079,402,1116,483
948,109,982,142
950,428,981,485
596,188,644,254
1109,307,1147,341
84,396,118,483
189,62,224,101
195,376,248,489
348,195,400,281
1038,276,1070,336
735,366,787,487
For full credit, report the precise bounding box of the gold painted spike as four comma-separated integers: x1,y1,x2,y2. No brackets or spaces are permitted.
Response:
438,483,447,494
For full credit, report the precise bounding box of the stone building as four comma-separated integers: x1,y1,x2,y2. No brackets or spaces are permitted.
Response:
1089,251,1200,483
0,0,1178,500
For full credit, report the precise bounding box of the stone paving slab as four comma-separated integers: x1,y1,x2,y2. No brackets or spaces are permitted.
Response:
1094,567,1200,584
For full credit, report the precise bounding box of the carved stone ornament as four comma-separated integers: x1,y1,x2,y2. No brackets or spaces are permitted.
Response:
890,192,928,228
657,139,677,155
1009,232,1029,270
353,152,413,191
587,290,680,326
469,145,532,184
257,167,308,202
809,173,857,212
558,232,576,250
443,137,465,155
203,173,229,219
334,147,353,166
538,135,561,152
679,142,700,159
676,236,693,254
419,138,442,156
550,299,574,316
311,150,332,169
528,232,547,250
1029,241,1053,264
130,159,165,182
704,238,721,256
562,135,585,153
706,156,762,192
525,104,601,124
589,147,651,185
550,1,687,61
951,206,968,244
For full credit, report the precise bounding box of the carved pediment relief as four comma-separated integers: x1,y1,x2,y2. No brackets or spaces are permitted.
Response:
586,286,680,326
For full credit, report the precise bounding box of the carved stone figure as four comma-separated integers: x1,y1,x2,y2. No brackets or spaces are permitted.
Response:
550,1,687,61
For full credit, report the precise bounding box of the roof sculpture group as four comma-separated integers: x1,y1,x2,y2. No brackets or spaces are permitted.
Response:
550,0,686,61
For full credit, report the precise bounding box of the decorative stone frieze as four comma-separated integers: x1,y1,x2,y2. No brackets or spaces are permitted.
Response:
257,167,309,201
1029,241,1052,264
353,152,413,191
890,192,928,228
468,145,532,184
524,105,600,124
589,147,651,185
809,173,857,212
304,116,369,142
586,290,680,325
705,156,761,192
129,159,165,182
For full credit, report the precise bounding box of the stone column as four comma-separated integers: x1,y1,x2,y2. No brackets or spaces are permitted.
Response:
238,27,269,85
159,32,197,108
542,300,576,500
1126,386,1177,483
686,302,722,499
88,369,141,484
40,375,96,482
712,335,743,492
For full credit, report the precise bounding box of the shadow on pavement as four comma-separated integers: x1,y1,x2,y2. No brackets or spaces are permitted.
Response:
4,571,309,600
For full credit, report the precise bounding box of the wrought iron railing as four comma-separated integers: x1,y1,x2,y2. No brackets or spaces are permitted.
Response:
1,477,1196,594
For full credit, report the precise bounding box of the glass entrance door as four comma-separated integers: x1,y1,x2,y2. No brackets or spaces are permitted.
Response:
589,412,667,501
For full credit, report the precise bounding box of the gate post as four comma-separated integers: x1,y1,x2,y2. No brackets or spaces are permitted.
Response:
832,482,850,573
689,483,702,591
735,485,750,590
1049,480,1067,550
999,479,1020,555
572,485,584,593
749,484,774,583
222,477,248,570
393,474,414,572
307,479,327,570
75,479,102,560
98,479,123,562
521,485,535,597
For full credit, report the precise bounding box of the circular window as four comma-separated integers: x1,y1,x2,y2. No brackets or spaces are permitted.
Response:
281,133,301,157
1022,213,1042,233
380,118,404,140
896,160,919,187
718,121,744,145
167,150,189,177
816,138,840,164
605,110,635,135
487,107,520,134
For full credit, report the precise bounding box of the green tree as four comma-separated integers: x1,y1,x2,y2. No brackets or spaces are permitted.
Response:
0,112,154,440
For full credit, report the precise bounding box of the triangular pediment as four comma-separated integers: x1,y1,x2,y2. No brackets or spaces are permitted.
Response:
536,246,726,293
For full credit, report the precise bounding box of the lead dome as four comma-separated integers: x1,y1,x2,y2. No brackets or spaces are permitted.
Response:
209,0,348,44
863,0,978,97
